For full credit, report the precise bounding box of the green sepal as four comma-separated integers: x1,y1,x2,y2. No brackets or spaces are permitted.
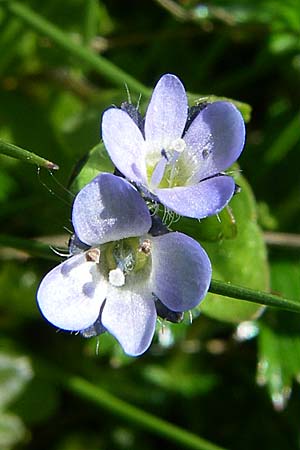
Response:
188,94,252,123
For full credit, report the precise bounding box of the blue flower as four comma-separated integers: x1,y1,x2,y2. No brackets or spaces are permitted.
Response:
37,173,211,356
102,73,245,218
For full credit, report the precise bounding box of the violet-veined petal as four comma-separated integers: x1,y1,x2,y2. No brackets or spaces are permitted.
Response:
102,108,147,183
37,253,107,331
155,175,236,219
151,232,211,312
145,74,188,148
72,173,151,246
101,287,156,356
183,101,245,182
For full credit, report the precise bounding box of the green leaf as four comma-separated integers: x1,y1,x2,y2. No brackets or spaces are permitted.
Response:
143,365,218,397
200,172,269,323
70,142,114,193
0,353,33,410
0,412,26,450
172,205,237,242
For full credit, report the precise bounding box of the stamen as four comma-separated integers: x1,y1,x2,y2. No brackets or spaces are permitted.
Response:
139,239,152,255
109,268,125,287
85,248,101,263
150,157,167,189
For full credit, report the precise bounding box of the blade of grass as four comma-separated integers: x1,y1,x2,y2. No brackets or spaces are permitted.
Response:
3,1,251,118
36,359,227,450
3,0,150,97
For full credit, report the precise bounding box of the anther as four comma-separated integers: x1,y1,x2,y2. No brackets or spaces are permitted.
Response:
139,239,152,255
85,248,101,263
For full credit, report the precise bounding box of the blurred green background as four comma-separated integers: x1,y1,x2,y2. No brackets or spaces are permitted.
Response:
1,0,300,449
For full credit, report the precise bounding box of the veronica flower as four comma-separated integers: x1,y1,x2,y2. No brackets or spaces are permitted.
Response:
101,73,245,219
37,173,211,356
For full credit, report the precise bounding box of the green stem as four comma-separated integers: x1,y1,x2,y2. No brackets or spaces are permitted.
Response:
62,373,226,450
33,356,226,450
209,279,300,314
2,231,300,314
3,1,150,97
0,235,61,261
0,140,59,170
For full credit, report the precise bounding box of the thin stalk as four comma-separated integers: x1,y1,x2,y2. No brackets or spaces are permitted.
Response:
83,0,98,46
32,356,227,450
62,374,227,450
0,140,59,170
209,279,300,314
1,231,300,314
264,231,300,249
3,1,150,97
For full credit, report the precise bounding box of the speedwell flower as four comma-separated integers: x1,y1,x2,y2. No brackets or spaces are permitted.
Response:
37,173,211,356
102,73,245,218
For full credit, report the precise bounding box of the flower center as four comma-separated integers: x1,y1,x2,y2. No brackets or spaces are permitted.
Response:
146,138,190,189
104,237,151,287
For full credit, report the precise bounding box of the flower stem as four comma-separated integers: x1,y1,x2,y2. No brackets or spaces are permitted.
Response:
0,140,59,170
31,354,227,450
209,279,300,314
62,373,226,450
3,1,150,97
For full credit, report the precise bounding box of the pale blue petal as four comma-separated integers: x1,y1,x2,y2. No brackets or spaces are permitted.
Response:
72,173,151,246
101,286,156,356
155,175,235,218
151,232,211,311
102,108,147,183
37,254,107,331
183,102,245,182
145,74,188,148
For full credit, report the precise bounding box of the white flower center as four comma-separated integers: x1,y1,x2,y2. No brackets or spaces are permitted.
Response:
109,268,125,287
